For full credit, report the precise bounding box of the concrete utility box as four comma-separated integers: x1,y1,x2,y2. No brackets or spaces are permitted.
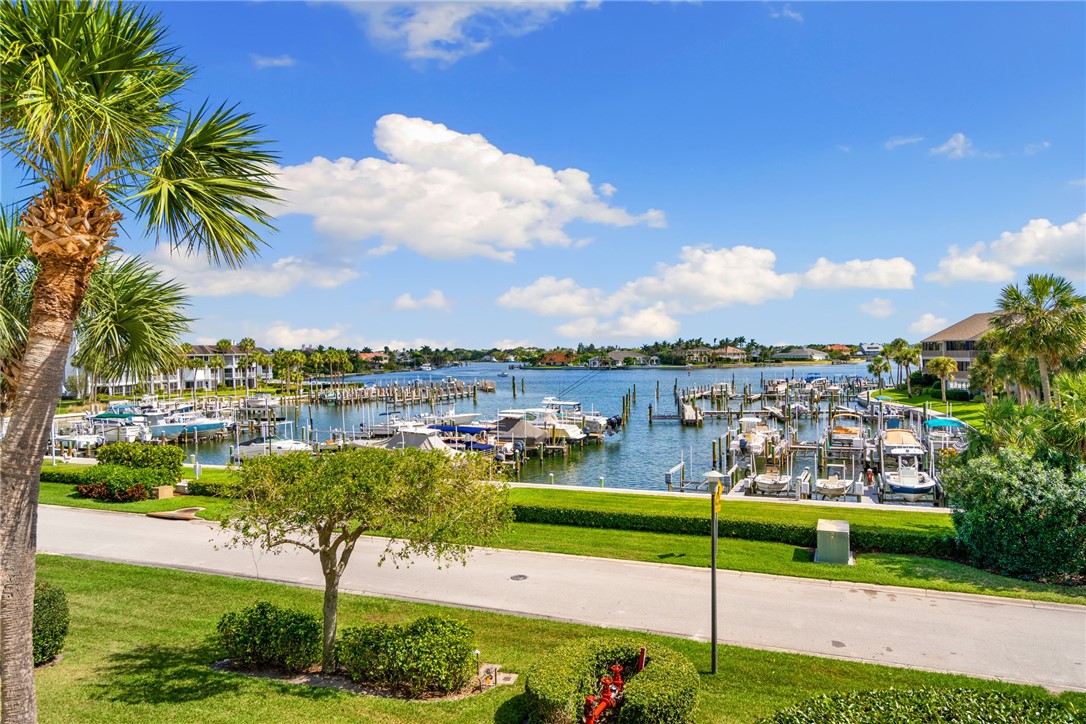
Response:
815,519,852,565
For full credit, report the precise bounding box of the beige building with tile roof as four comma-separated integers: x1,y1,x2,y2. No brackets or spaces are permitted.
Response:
920,312,996,387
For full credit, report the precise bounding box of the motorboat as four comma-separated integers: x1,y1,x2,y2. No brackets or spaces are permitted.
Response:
243,393,279,409
497,408,586,441
235,435,311,459
147,411,226,440
826,411,864,451
540,397,612,434
813,463,853,500
728,416,780,456
878,428,938,502
751,464,792,495
924,417,969,454
416,407,479,427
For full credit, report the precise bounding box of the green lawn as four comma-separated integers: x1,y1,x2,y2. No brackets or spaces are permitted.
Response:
34,555,1084,724
871,388,986,428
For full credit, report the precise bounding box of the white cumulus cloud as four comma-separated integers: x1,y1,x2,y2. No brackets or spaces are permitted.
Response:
276,114,664,263
1024,140,1051,156
927,214,1086,283
147,247,358,297
262,322,350,348
801,257,915,289
770,4,803,22
860,298,895,318
497,277,605,316
393,289,449,310
555,304,680,341
909,313,948,336
931,133,974,159
251,53,296,69
348,3,576,64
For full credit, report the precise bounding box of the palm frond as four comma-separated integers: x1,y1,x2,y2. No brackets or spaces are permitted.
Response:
136,103,278,267
72,253,192,382
0,206,35,360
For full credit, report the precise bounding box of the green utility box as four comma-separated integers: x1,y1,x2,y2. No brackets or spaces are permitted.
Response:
815,519,852,565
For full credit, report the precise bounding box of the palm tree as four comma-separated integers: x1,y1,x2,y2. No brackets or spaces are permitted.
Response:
927,356,958,404
900,344,921,397
1,4,276,711
1051,371,1086,458
969,348,998,404
248,350,271,390
883,338,908,385
990,274,1086,406
207,355,225,390
237,336,256,389
867,355,891,391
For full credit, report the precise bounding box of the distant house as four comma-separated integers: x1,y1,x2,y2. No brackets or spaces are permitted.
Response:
481,355,496,363
824,344,853,355
358,352,388,369
607,350,649,366
859,343,883,357
771,347,829,361
921,312,996,389
684,346,714,364
541,351,575,366
713,346,747,363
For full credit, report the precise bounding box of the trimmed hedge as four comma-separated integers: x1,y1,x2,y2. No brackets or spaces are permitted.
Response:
524,637,699,724
75,464,175,502
512,505,959,559
33,581,70,666
216,601,321,673
337,615,475,696
757,687,1082,723
96,442,184,481
40,469,88,485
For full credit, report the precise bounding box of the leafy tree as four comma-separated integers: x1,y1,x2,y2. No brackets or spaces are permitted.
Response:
0,2,276,718
941,449,1086,580
927,356,958,403
237,337,256,388
221,448,512,673
899,344,921,396
990,273,1086,406
882,338,908,385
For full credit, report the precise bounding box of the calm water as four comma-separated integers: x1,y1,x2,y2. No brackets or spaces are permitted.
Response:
181,362,873,491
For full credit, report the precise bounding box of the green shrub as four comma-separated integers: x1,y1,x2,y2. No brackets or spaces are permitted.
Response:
512,505,958,559
33,581,70,666
216,601,320,673
75,464,175,502
524,637,698,724
96,442,184,481
337,615,475,696
186,477,235,497
945,389,971,402
757,686,1081,723
941,449,1086,580
39,469,88,485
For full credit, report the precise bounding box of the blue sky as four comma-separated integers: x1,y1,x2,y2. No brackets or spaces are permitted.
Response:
6,1,1086,351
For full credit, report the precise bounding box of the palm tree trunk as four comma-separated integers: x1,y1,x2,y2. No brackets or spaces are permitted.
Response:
2,255,95,723
1037,355,1052,406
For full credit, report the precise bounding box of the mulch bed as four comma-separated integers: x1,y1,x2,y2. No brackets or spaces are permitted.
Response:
209,659,517,701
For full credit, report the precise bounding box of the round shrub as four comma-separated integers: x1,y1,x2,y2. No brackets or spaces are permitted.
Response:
186,477,235,497
33,582,70,666
941,449,1086,580
524,637,699,724
96,442,184,481
757,687,1082,723
216,601,321,673
337,615,475,696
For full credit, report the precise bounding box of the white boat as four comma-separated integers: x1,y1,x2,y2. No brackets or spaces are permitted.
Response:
813,463,854,500
497,408,586,441
728,416,781,456
235,435,311,459
751,464,792,495
826,411,864,451
54,432,105,449
924,417,969,453
147,411,226,440
416,407,479,427
540,397,612,434
243,393,279,409
419,363,433,371
878,428,938,502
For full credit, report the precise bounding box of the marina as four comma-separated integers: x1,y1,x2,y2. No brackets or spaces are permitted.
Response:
49,362,956,506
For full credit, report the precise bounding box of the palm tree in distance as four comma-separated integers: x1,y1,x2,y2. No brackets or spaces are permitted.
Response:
867,355,891,391
927,356,958,404
990,274,1086,406
883,338,908,385
1,3,276,716
238,336,256,389
900,344,921,397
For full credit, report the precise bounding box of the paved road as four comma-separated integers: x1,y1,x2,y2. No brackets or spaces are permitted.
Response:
38,505,1085,692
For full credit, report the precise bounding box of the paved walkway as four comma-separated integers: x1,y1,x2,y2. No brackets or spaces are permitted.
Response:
38,504,1085,692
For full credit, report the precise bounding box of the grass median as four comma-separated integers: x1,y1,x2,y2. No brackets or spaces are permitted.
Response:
35,555,1085,724
37,466,1083,605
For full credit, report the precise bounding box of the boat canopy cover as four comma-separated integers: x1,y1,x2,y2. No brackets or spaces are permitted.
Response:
925,418,964,428
427,425,490,435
